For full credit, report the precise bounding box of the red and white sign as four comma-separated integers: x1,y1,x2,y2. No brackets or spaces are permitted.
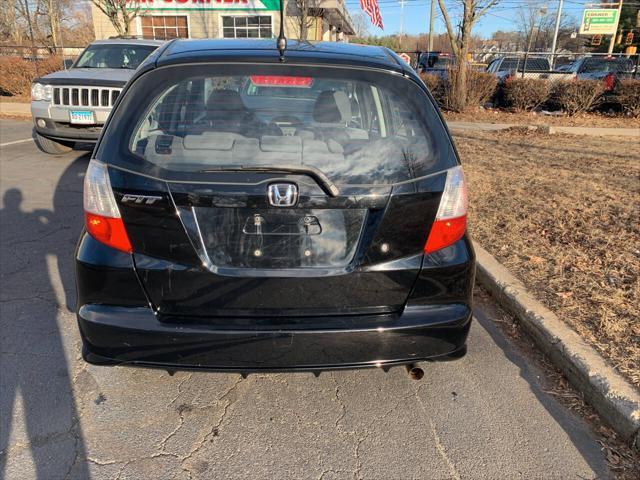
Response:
398,53,411,64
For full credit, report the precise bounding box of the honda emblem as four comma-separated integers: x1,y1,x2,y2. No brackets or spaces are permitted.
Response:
267,183,298,207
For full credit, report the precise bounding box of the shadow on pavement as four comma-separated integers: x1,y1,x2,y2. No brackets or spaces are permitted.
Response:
472,304,609,478
0,153,90,479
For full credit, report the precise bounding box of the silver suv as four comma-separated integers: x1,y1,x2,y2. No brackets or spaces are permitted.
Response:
31,38,164,155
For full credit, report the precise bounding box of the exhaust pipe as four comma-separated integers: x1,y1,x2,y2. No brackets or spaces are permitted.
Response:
405,363,424,380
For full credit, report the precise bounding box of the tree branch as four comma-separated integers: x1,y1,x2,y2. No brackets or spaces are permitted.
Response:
436,0,460,58
476,0,499,21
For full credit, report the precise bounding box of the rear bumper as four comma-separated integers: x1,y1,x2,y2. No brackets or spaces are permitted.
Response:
78,303,471,371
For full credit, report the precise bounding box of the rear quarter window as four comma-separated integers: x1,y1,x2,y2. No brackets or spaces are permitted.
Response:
98,64,456,186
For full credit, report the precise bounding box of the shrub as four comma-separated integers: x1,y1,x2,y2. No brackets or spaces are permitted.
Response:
464,70,498,109
550,80,604,116
419,73,446,107
420,73,441,94
613,79,640,117
501,77,550,111
0,56,63,97
420,69,497,111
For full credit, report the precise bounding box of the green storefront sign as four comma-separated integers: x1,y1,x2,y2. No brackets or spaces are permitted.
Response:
579,9,619,35
127,0,281,11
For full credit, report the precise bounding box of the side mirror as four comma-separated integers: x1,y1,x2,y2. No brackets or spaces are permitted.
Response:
63,58,74,69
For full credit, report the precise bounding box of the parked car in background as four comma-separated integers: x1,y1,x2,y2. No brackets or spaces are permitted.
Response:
486,56,562,83
416,52,455,78
554,63,574,72
31,38,164,155
568,56,635,90
75,39,475,374
486,55,636,89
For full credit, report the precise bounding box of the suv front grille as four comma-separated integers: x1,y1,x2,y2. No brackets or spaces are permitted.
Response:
52,86,122,108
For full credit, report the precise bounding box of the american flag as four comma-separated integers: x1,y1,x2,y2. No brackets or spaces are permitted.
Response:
360,0,384,30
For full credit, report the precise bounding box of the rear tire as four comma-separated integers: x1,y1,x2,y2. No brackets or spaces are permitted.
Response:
33,130,74,155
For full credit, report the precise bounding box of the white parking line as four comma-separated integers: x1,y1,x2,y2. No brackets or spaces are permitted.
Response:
0,138,33,147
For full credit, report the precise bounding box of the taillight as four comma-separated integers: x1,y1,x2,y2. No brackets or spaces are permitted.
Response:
424,166,468,254
83,159,132,253
603,73,615,91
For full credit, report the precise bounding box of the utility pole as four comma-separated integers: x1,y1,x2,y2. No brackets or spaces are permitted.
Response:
428,0,435,52
550,0,564,68
607,0,624,55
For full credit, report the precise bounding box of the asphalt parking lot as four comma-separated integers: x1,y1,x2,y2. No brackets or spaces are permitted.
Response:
0,118,610,479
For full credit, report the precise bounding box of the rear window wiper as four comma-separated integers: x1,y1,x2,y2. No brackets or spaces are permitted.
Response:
201,165,339,197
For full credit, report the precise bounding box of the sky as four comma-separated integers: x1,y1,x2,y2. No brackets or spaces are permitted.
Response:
344,0,597,38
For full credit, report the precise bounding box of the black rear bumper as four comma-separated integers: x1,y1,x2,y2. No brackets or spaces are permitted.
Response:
78,303,471,371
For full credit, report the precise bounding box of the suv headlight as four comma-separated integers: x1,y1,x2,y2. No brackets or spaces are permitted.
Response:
43,84,52,101
31,82,44,101
31,83,52,101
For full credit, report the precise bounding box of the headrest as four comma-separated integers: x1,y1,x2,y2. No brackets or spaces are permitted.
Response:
207,89,248,115
313,90,351,124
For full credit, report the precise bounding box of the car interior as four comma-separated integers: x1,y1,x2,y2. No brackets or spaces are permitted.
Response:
132,76,434,184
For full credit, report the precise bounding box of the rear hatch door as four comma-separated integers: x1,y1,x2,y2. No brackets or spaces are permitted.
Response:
100,64,455,318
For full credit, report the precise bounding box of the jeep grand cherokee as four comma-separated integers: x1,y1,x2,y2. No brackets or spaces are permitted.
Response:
31,38,164,155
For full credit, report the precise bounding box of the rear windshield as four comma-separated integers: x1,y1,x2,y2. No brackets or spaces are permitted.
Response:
501,57,549,72
102,64,455,186
580,58,632,73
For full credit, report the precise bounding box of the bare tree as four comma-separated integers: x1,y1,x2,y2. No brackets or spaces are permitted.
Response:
288,0,317,40
491,30,521,51
0,0,24,45
516,4,579,52
351,12,370,39
63,2,96,46
516,4,552,52
40,0,64,47
436,0,499,111
15,0,45,44
91,0,140,37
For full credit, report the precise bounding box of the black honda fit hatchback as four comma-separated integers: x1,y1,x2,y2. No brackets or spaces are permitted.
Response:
76,39,475,372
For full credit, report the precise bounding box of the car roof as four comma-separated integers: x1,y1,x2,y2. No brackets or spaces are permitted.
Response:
91,38,166,47
154,39,409,74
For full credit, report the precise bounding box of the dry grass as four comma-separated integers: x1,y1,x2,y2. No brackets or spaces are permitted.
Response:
457,129,640,389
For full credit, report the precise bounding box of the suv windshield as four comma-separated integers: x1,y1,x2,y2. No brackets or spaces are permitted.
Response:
119,65,453,186
75,44,158,69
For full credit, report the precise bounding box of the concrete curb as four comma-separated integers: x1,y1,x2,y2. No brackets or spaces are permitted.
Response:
474,242,640,449
448,121,640,137
538,125,640,137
